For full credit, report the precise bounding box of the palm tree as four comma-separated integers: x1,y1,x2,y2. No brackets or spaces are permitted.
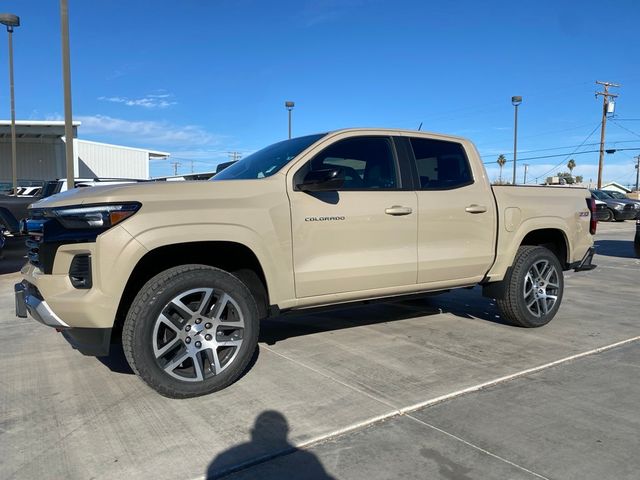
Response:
567,159,576,176
497,154,507,182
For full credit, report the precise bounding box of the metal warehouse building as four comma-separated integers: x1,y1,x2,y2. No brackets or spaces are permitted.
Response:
0,120,169,181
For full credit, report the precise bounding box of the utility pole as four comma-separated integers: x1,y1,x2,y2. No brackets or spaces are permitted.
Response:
635,155,640,193
190,159,194,173
595,80,620,189
228,151,242,162
523,164,529,184
170,161,181,176
60,0,75,190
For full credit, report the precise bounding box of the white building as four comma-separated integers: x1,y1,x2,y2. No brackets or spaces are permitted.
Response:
0,120,169,182
601,182,631,194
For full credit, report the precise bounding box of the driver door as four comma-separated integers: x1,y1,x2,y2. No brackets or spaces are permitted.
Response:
288,135,418,298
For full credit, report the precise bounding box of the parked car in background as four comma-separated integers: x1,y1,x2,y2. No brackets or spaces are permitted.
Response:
594,199,610,221
591,190,639,221
635,219,640,254
603,190,640,218
0,178,141,234
215,160,237,174
17,186,42,197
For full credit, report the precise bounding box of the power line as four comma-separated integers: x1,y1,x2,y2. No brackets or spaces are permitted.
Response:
484,122,602,166
523,122,602,183
169,161,181,176
610,119,640,140
228,151,242,162
482,147,639,166
478,139,640,159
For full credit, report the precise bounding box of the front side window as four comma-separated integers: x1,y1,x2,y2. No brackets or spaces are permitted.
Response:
213,133,326,180
410,137,473,190
302,136,398,190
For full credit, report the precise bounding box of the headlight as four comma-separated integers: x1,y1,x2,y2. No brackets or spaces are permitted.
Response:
50,203,141,229
613,204,623,210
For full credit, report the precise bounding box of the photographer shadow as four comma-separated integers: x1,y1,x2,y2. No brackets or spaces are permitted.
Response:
206,410,335,479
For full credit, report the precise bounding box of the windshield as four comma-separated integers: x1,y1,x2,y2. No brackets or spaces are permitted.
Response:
212,133,326,180
605,191,625,199
592,190,613,200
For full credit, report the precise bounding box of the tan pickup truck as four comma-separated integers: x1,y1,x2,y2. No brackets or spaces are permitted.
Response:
15,128,597,397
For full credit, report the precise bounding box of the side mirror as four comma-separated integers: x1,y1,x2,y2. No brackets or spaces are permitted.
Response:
297,168,344,192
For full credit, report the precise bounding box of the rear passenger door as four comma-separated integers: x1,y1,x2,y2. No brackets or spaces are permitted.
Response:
405,136,497,284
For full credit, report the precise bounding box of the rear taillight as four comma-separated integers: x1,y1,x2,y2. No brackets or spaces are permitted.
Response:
586,198,597,235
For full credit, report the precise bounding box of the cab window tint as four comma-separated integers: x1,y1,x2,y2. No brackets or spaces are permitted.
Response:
410,138,473,190
308,136,398,190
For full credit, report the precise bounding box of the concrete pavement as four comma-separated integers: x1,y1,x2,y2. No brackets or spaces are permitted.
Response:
0,221,638,479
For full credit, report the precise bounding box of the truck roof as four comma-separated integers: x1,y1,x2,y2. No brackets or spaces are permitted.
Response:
325,127,470,143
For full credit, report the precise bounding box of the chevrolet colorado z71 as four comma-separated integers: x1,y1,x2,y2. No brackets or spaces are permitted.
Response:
15,129,597,398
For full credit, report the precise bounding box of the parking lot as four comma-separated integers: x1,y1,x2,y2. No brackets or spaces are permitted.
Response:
1,221,638,480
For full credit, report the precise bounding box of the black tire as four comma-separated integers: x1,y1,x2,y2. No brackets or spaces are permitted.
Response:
496,246,564,328
603,209,614,222
122,264,259,398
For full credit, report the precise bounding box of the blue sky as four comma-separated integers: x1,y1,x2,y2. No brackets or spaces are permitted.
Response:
1,0,640,184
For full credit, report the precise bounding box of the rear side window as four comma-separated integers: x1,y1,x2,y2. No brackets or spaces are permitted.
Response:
410,137,473,190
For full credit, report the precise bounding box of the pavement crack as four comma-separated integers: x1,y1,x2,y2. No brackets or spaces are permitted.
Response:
261,344,399,411
407,415,551,480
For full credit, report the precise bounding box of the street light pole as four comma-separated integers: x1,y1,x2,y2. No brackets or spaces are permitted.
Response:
285,101,294,139
60,0,74,189
0,13,20,196
511,96,522,185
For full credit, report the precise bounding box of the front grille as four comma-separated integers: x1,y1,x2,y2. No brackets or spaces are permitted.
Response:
624,204,636,211
23,219,46,269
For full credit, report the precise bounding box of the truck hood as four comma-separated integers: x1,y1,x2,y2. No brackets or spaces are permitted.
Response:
603,199,628,207
28,178,280,210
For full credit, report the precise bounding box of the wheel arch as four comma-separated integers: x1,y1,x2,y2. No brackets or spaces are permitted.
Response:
111,241,270,344
519,228,570,269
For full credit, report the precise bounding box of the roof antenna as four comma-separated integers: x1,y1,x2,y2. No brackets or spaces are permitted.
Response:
417,122,423,131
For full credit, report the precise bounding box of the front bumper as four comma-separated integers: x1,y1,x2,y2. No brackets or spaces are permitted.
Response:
15,281,69,327
15,280,112,356
613,210,637,221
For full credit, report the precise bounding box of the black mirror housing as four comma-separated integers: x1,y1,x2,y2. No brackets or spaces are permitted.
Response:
297,168,344,192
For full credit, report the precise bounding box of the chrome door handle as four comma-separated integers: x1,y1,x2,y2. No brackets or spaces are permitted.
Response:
465,204,487,214
385,205,413,216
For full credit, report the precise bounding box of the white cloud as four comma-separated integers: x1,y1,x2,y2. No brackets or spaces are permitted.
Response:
76,114,221,147
98,93,177,109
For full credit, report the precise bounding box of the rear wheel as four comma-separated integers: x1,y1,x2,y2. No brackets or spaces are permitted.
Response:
122,265,259,398
497,246,564,328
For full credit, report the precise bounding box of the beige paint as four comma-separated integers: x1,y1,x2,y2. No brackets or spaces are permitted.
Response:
24,128,594,329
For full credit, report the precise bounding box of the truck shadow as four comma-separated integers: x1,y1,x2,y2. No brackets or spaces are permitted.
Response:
594,239,640,259
260,287,506,346
96,341,261,380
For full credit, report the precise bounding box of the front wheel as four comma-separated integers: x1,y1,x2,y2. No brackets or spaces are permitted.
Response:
602,209,614,222
122,265,259,398
496,246,564,328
